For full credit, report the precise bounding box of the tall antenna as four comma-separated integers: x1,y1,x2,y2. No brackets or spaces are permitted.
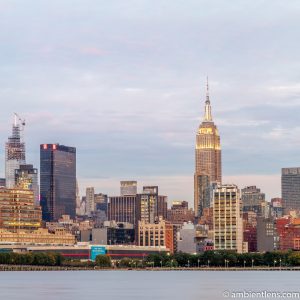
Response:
206,76,209,102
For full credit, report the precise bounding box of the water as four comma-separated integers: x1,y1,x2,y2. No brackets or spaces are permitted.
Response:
0,271,299,300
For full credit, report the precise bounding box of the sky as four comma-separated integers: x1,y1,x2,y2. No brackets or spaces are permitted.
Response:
0,0,299,205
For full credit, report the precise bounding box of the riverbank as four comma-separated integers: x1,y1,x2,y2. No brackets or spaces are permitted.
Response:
1,265,300,271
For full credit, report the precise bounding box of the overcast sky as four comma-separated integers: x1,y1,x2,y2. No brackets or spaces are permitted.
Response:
0,0,299,204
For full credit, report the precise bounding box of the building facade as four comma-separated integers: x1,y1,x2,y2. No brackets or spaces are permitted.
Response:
108,195,137,225
0,187,41,232
40,144,76,221
282,168,300,213
0,228,75,245
94,193,108,214
241,186,265,215
85,187,95,216
15,164,39,206
213,184,243,253
167,201,195,225
138,218,174,253
276,217,300,251
0,179,6,187
194,81,221,217
257,216,278,252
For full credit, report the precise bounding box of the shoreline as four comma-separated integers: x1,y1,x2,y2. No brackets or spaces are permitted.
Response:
1,265,300,271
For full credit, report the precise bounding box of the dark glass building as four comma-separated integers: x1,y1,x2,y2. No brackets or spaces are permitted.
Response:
40,144,76,221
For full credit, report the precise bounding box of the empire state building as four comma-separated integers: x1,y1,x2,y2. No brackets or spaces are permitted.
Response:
194,80,221,217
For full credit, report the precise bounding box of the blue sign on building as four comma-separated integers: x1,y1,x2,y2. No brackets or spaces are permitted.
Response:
90,246,106,261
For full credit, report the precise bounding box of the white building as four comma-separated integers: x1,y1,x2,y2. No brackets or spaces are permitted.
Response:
213,184,243,253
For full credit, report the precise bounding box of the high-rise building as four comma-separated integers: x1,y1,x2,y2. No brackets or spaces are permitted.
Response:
195,175,211,217
194,80,221,217
85,187,95,216
120,181,137,196
213,184,243,253
40,144,76,221
241,186,265,215
75,180,81,216
136,186,159,224
15,164,39,206
281,168,300,213
108,195,137,225
5,114,26,188
157,195,168,220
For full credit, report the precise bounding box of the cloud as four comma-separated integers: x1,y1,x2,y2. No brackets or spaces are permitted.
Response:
0,0,299,202
80,47,107,56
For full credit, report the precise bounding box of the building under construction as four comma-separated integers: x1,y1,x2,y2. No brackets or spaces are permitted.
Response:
5,113,26,188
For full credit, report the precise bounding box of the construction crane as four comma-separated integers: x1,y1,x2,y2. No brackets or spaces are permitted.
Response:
13,113,26,141
14,113,25,128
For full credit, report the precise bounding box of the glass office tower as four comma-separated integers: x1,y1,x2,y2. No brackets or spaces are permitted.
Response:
40,144,76,221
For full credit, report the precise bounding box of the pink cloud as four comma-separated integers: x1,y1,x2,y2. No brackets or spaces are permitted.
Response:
80,47,107,56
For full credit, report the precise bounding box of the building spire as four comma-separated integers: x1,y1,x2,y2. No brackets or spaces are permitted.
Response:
204,77,212,121
206,76,209,102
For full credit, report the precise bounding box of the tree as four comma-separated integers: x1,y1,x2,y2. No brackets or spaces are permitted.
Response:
288,252,300,266
118,258,132,268
95,255,111,268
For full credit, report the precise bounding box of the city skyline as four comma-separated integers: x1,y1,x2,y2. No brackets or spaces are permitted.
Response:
1,1,299,202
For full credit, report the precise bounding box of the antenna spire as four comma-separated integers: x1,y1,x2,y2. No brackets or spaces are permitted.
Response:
206,76,209,101
204,77,212,121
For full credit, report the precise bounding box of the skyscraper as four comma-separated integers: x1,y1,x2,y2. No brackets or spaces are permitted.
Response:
136,187,158,224
194,80,221,217
5,114,26,188
40,144,76,221
282,167,300,213
86,187,95,216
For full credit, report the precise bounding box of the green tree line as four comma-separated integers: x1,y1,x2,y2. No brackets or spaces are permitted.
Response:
143,250,300,267
2,251,300,268
0,252,63,266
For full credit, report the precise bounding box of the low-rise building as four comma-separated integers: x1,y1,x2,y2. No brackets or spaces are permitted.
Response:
0,228,75,245
0,187,41,232
177,222,212,253
138,217,174,253
276,217,300,250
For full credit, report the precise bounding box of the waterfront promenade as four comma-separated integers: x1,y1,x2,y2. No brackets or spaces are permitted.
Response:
1,265,300,271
